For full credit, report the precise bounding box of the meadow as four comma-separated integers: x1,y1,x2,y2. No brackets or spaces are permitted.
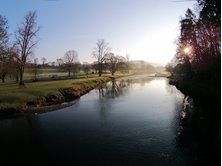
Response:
0,76,113,110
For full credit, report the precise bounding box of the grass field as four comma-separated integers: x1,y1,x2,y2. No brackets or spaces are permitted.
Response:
0,76,112,110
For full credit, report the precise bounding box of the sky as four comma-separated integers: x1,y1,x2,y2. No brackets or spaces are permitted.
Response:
0,0,196,65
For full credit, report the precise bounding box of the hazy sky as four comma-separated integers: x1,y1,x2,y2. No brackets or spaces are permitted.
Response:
0,0,196,64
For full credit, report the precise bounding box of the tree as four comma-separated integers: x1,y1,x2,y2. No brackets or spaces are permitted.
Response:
8,47,20,82
0,15,8,54
15,11,40,87
30,58,41,81
0,47,20,83
92,39,111,77
82,62,91,77
0,15,9,83
0,58,7,83
56,58,64,67
91,61,98,74
106,53,125,76
72,62,81,78
126,54,131,73
63,50,78,77
168,0,221,89
41,57,47,66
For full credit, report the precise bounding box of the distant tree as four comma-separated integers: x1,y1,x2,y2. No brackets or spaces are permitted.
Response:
15,11,40,87
51,61,55,67
30,58,41,81
72,62,81,78
63,50,78,77
8,47,20,82
106,53,125,76
82,62,91,77
57,58,64,67
92,39,111,77
125,54,131,73
41,57,47,66
91,61,98,74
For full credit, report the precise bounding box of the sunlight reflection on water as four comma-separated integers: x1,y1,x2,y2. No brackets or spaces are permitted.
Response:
0,75,220,166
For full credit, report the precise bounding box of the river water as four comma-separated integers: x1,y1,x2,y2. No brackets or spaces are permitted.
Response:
0,75,220,166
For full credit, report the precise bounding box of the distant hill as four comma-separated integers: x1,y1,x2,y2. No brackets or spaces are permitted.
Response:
130,60,165,74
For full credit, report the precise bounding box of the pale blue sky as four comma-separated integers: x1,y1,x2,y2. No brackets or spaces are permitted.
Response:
0,0,196,64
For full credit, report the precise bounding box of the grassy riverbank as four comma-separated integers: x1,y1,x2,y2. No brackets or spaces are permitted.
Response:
0,76,121,115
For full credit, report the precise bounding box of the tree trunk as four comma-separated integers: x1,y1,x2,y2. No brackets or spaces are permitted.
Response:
16,73,19,83
19,67,26,88
1,73,7,83
99,63,102,77
1,77,5,83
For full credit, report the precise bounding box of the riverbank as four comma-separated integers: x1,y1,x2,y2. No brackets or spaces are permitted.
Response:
0,75,123,116
168,75,221,103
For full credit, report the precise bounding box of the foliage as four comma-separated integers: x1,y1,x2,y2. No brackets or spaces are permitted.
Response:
167,0,221,89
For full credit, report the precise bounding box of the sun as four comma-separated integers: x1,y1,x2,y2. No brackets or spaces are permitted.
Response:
184,47,191,54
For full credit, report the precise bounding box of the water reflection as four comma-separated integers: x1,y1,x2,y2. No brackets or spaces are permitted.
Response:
0,76,220,165
175,96,220,166
98,79,129,98
98,76,154,99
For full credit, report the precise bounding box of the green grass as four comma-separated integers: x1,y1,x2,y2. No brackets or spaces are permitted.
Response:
24,67,68,79
0,76,112,110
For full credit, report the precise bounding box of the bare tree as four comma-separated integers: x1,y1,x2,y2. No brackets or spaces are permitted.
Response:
92,61,98,74
30,58,41,81
56,58,64,67
41,57,46,66
82,62,91,77
0,15,8,54
106,53,126,76
15,11,40,87
72,62,81,78
92,39,111,77
63,50,78,77
0,15,9,83
8,47,20,82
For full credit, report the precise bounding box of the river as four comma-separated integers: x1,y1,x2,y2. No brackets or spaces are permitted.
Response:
0,75,220,166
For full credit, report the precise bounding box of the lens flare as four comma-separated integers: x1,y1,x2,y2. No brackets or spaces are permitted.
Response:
183,45,193,56
184,47,191,54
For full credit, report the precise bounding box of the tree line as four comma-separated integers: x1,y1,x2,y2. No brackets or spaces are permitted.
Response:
0,11,39,87
0,11,130,85
166,0,220,90
0,11,133,85
0,10,166,86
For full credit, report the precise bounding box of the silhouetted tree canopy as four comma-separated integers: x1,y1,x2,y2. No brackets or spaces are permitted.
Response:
167,0,221,89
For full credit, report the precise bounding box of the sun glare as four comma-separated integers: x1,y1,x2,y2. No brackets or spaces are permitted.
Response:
183,46,192,55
